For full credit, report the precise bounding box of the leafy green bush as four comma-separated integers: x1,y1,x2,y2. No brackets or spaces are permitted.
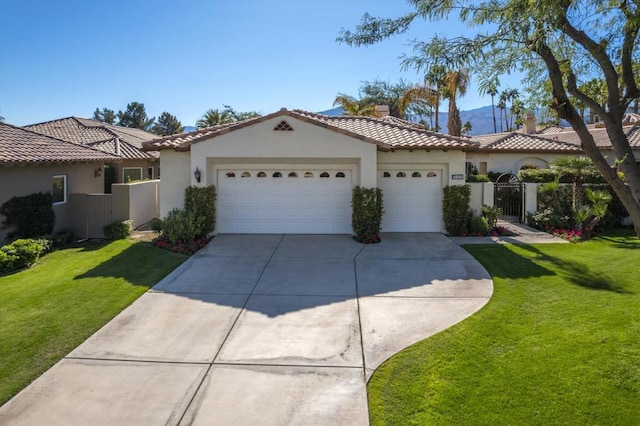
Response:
481,205,501,229
352,186,383,243
519,168,607,184
0,193,55,239
466,174,490,183
442,185,471,236
0,238,50,274
184,185,217,235
103,220,133,240
487,171,508,182
468,215,489,235
162,209,203,244
150,217,164,233
51,229,75,247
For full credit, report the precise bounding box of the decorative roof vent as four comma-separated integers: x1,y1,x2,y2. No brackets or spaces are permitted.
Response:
274,120,293,131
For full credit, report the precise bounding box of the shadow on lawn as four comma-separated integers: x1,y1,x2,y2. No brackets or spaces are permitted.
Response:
74,242,186,287
515,244,632,294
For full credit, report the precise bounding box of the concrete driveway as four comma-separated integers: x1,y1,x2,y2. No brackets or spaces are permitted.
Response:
0,233,492,425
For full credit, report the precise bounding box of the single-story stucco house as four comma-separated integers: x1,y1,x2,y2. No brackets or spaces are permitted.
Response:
0,122,120,242
466,113,640,175
25,117,160,183
143,108,478,234
143,108,640,235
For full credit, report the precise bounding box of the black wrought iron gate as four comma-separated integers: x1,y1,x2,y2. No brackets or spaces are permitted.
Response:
494,182,526,223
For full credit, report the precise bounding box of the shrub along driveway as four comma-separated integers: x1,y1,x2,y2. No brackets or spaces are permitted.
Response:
0,233,492,425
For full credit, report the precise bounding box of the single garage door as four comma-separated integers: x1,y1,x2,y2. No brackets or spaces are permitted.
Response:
378,170,442,232
217,169,352,234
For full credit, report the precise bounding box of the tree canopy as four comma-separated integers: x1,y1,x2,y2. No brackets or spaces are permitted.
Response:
152,112,184,136
92,108,116,125
196,105,260,128
338,0,640,236
116,102,155,130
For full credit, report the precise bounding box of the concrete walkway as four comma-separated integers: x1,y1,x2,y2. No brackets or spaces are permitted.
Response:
0,233,492,425
449,221,569,245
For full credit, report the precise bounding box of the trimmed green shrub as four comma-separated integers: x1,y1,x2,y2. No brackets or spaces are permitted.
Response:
487,171,508,182
103,220,133,240
0,193,55,239
184,185,216,235
352,186,383,243
0,238,50,274
51,229,75,247
161,209,203,244
468,215,489,235
150,217,164,233
442,185,471,236
519,168,607,184
466,174,490,183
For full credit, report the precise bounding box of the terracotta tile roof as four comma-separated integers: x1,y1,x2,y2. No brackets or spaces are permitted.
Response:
0,122,121,165
143,109,478,152
25,117,159,160
477,132,582,153
547,125,640,149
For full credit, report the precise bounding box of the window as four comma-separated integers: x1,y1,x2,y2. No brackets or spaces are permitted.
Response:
335,172,345,178
412,172,422,178
273,172,282,178
257,171,267,178
382,172,391,178
122,167,143,182
320,172,330,178
226,172,236,178
396,172,406,178
304,172,314,178
147,167,154,179
52,175,67,205
274,120,294,131
241,171,251,178
427,171,437,178
288,172,298,178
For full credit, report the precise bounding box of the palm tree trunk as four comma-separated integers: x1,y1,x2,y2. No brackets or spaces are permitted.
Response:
491,95,497,133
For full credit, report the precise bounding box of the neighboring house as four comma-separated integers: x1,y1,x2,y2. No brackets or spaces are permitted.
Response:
25,117,160,183
0,123,120,242
467,114,640,175
143,108,478,234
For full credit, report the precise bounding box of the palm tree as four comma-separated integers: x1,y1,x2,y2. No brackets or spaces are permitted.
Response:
332,94,377,116
443,69,469,136
400,84,438,125
197,109,232,128
551,157,596,209
477,75,500,133
497,98,506,132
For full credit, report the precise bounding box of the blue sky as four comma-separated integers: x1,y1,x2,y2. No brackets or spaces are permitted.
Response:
0,0,522,127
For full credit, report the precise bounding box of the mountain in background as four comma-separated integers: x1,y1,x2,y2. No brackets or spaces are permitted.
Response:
319,104,507,136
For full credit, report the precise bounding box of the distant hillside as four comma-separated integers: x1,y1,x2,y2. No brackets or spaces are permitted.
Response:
183,126,197,133
318,105,504,136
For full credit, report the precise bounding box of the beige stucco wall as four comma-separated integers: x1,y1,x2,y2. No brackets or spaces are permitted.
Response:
112,180,159,227
190,116,379,192
377,149,467,186
0,162,104,243
158,150,190,217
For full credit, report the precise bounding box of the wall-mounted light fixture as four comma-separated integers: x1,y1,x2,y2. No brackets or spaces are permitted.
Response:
194,167,202,183
95,167,102,178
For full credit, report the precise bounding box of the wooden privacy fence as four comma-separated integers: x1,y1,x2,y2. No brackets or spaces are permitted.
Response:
69,193,113,239
68,180,159,239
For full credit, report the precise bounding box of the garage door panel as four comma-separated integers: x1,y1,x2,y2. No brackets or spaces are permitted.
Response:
379,170,442,232
218,169,352,234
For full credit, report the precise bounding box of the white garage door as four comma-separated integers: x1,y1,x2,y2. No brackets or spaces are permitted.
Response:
378,170,442,232
217,169,352,234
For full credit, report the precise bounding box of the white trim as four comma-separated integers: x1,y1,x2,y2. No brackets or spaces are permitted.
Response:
122,167,143,182
52,175,67,205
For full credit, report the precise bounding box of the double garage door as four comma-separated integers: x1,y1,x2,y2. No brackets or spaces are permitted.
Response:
217,169,352,234
217,167,442,234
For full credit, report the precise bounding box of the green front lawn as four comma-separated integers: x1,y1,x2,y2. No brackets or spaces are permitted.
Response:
0,240,187,405
368,231,640,425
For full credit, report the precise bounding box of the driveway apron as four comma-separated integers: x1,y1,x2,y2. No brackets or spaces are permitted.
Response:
0,233,493,425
